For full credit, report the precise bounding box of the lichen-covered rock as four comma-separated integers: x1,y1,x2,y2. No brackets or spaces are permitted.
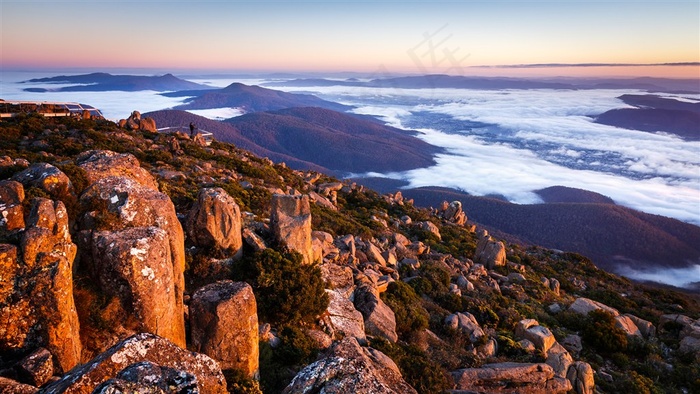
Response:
324,289,366,344
92,227,183,347
545,342,573,378
270,194,313,264
93,361,198,394
319,262,354,297
12,163,75,204
625,314,655,339
569,297,619,317
0,377,38,394
17,347,54,388
566,361,595,394
242,228,267,252
41,333,227,394
76,150,158,190
0,180,26,232
189,281,259,379
515,319,556,353
0,198,81,374
445,312,485,343
452,362,572,393
354,285,398,343
186,188,243,257
615,315,643,338
79,175,186,346
474,236,506,268
283,337,417,394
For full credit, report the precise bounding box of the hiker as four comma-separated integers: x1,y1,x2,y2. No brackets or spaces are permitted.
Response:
189,122,196,137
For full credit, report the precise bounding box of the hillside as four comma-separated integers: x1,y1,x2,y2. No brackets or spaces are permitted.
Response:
594,94,700,140
0,113,698,394
402,186,700,273
22,72,211,92
164,82,350,112
146,107,439,175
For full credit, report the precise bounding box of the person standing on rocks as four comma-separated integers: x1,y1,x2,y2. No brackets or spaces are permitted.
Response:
189,122,196,137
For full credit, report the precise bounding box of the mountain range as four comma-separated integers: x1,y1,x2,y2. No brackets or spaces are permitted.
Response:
22,72,211,92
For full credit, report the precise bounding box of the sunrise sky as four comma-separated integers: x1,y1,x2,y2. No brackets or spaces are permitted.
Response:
2,0,699,78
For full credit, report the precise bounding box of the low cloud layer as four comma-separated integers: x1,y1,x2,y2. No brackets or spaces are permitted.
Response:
615,264,700,289
278,84,700,226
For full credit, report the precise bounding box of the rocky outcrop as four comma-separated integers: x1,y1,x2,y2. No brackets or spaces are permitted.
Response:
452,362,572,393
324,289,366,344
91,227,181,345
445,312,485,343
186,187,243,258
118,110,158,133
567,361,595,394
189,281,259,379
92,361,199,393
354,285,398,343
270,194,314,264
0,377,38,394
0,196,81,374
474,236,506,268
76,150,159,190
0,180,26,232
78,173,186,347
515,319,556,353
12,163,75,205
439,200,467,225
569,297,619,317
42,333,227,393
17,347,54,387
283,337,417,394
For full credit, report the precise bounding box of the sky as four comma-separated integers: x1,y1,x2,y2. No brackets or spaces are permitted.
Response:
1,0,699,78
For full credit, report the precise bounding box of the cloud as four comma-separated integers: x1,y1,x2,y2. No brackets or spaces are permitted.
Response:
615,264,700,289
278,84,700,226
186,107,245,120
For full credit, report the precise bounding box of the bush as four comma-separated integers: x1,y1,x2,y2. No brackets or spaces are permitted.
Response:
582,309,628,354
232,248,328,326
381,281,430,337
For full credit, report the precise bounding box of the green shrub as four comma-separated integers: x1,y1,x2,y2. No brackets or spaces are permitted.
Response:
232,248,328,326
381,281,430,337
582,309,628,354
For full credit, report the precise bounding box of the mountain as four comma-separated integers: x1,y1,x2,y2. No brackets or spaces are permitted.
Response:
21,72,211,92
146,107,439,175
594,94,700,140
163,82,350,112
535,186,616,204
264,75,700,93
400,186,700,273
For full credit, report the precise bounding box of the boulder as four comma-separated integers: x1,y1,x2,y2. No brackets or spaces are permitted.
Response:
417,221,441,240
270,194,314,265
320,262,354,297
445,312,485,343
324,289,366,344
354,286,398,343
186,188,243,258
566,361,595,394
92,227,183,347
0,180,26,232
16,347,54,387
545,342,573,378
12,163,75,204
79,175,186,346
615,315,643,338
0,377,37,394
569,297,619,317
442,200,467,225
474,236,506,268
76,150,159,190
189,281,259,379
561,334,583,357
242,228,267,252
42,333,227,393
679,336,700,359
625,314,655,339
364,242,387,266
283,337,417,394
515,319,556,353
1,198,81,374
93,361,198,394
549,278,561,296
452,362,572,393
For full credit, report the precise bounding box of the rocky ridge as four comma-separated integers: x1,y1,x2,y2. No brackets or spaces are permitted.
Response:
0,113,698,393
